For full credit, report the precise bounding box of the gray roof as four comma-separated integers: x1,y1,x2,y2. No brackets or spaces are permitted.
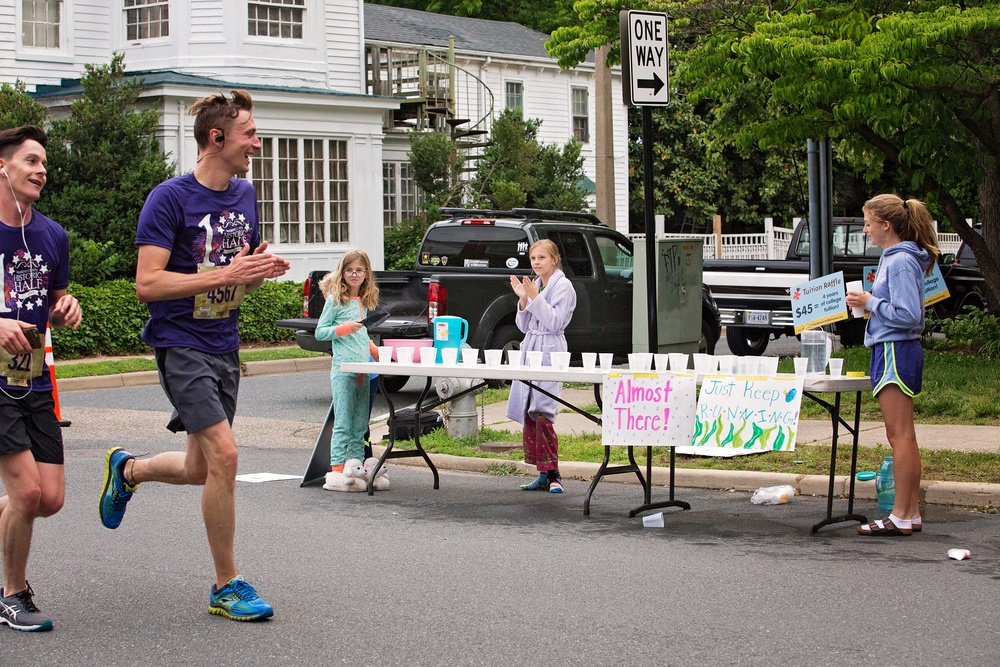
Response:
365,4,590,62
33,70,386,100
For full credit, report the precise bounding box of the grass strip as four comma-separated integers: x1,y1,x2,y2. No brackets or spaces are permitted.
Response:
55,347,324,379
394,427,1000,484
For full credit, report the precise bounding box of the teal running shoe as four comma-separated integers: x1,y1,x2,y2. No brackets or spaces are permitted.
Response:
209,577,274,621
99,447,138,529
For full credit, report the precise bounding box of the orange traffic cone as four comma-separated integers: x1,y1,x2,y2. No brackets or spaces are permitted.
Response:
45,326,71,427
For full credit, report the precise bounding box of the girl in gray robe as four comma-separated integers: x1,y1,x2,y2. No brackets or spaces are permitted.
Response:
505,239,577,493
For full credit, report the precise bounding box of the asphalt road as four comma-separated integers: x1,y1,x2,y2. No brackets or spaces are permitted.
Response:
7,376,995,665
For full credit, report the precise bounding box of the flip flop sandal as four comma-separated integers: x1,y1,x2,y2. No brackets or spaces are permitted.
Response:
858,517,912,536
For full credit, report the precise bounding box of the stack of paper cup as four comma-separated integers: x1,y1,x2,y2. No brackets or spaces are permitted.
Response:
846,280,866,318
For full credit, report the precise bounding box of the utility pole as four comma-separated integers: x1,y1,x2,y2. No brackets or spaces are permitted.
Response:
595,44,616,229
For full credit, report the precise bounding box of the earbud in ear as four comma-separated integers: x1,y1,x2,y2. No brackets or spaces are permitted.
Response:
0,166,6,176
215,132,225,145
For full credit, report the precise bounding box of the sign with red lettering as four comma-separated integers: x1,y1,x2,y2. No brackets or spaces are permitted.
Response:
602,372,697,446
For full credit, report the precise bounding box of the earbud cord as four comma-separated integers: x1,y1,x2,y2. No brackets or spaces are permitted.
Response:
2,169,34,399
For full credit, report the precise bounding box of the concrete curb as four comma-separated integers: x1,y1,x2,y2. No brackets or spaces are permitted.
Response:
58,356,331,392
371,447,1000,510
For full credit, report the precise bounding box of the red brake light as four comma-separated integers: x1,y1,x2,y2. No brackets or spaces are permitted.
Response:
460,219,494,225
302,278,311,317
427,282,447,321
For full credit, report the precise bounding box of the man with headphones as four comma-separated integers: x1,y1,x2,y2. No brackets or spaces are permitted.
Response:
98,90,288,622
0,125,82,632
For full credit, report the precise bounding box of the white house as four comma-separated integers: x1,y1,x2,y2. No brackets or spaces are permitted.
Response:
2,1,629,280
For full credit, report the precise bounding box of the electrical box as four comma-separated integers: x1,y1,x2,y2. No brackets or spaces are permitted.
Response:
632,238,704,353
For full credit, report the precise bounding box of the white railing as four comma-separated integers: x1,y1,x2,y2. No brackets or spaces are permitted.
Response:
639,217,967,260
937,233,961,255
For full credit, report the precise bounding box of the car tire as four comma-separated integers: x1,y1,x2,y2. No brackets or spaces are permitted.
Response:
700,320,718,355
725,326,770,356
380,374,410,394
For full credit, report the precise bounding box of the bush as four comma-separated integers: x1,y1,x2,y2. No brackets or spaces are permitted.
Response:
384,219,425,270
50,280,149,358
927,306,1000,358
237,280,302,343
50,279,303,359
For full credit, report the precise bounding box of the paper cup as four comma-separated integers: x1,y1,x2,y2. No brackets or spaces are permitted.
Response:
598,353,613,372
828,358,844,376
581,352,597,371
506,349,523,368
551,351,571,371
693,354,717,374
484,349,503,368
377,346,393,364
441,347,459,365
642,512,664,528
667,353,689,371
395,347,414,365
793,357,809,376
462,348,479,366
759,357,780,376
653,354,669,372
526,350,544,369
420,350,438,366
846,280,866,318
628,353,651,371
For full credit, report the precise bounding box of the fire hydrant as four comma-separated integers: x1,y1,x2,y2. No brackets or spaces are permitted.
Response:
434,376,480,439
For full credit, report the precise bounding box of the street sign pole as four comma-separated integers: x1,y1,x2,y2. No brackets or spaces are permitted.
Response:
641,105,656,355
620,10,670,355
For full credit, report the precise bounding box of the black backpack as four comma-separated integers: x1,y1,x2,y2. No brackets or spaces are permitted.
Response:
390,408,443,441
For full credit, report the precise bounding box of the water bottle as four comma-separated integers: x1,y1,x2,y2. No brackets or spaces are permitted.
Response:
875,455,895,511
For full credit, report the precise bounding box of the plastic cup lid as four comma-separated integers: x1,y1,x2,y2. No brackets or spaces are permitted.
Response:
856,471,876,481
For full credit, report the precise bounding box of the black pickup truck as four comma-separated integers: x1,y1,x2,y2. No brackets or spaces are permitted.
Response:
705,217,986,355
277,208,722,392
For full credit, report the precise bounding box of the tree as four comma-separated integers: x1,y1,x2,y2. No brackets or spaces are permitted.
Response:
0,81,47,129
677,1,1000,309
549,1,1000,310
39,53,174,277
408,129,465,217
471,107,588,212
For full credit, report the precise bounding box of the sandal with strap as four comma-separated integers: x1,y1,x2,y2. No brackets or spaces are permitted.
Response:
858,517,912,536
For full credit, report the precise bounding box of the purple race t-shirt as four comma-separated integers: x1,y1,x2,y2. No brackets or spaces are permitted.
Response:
136,174,260,354
1,210,70,393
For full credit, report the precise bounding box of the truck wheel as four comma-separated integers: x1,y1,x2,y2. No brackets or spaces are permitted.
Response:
700,320,718,355
725,326,769,356
380,374,410,394
487,324,522,389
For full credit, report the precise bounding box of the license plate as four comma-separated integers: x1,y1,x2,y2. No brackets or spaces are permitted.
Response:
745,310,771,325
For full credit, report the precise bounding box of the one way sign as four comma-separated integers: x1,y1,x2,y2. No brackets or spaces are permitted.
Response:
620,10,669,106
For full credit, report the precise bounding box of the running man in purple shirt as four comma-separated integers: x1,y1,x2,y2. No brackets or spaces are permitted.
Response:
98,90,289,621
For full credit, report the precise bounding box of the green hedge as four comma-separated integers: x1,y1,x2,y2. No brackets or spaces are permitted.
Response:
50,279,303,359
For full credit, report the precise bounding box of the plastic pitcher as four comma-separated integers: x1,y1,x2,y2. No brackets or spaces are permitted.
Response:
432,316,468,356
799,330,832,374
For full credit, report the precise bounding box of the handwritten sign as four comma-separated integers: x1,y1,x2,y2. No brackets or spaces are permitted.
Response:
863,263,950,307
602,372,697,447
676,375,805,457
790,271,848,334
